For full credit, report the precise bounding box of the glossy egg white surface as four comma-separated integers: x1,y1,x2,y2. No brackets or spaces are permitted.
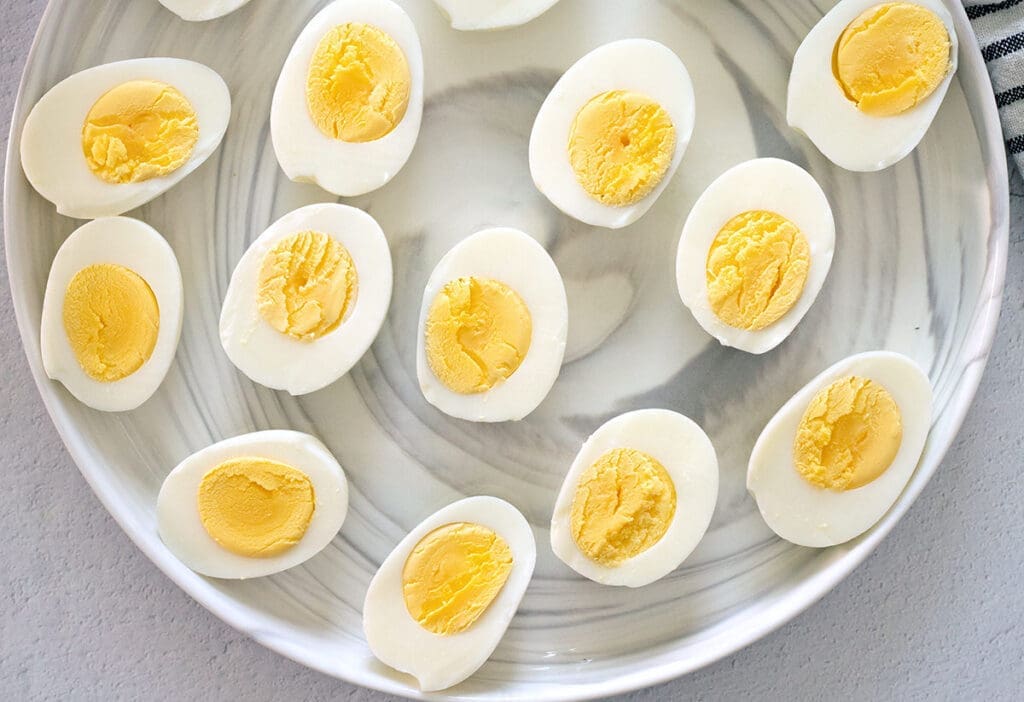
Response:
529,39,695,229
157,430,349,578
40,217,183,413
270,0,424,197
20,58,231,219
157,0,254,21
747,352,933,548
416,227,568,422
676,158,835,355
787,0,959,172
432,0,561,30
363,496,536,692
550,409,719,587
220,203,393,396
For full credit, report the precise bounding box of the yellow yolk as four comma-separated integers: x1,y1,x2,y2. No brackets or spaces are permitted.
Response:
570,448,676,567
832,3,951,116
425,277,532,395
306,22,411,143
82,80,199,184
257,231,358,342
568,90,676,207
794,375,903,491
197,457,316,558
63,263,160,382
402,522,513,636
706,210,811,331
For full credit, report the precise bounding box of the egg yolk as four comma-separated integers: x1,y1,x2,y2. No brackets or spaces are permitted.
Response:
705,210,811,332
257,231,358,342
832,3,951,117
63,263,160,383
81,80,199,184
402,522,513,636
306,22,411,143
197,457,316,558
794,375,903,491
568,90,676,207
570,448,676,567
425,277,532,395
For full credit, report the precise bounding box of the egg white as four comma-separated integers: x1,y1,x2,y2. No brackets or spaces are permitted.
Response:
363,496,536,692
270,0,424,197
432,0,561,30
747,351,933,548
787,0,959,172
675,158,835,355
220,203,393,396
20,58,231,219
529,39,695,229
40,217,183,412
416,227,568,422
157,0,254,21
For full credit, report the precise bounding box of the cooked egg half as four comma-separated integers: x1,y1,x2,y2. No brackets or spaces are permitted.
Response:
416,228,568,422
158,430,348,578
530,39,695,229
676,158,835,354
21,58,230,219
220,203,392,396
788,0,958,171
40,217,183,412
157,0,253,21
550,410,719,587
432,0,561,30
364,496,536,692
748,351,932,547
271,0,424,196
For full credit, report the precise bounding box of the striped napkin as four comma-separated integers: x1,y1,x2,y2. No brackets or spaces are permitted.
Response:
965,0,1024,171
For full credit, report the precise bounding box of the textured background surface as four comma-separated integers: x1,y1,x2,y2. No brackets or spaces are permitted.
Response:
2,1,1023,700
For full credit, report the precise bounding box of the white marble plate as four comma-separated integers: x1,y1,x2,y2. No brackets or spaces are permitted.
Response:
3,1,1009,699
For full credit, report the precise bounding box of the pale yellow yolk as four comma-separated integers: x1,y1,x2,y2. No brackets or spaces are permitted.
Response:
402,522,513,636
257,231,358,342
424,277,532,395
832,3,951,116
570,448,676,567
82,80,199,184
306,22,411,142
794,376,903,491
706,210,811,331
197,457,316,558
568,90,676,207
63,263,160,383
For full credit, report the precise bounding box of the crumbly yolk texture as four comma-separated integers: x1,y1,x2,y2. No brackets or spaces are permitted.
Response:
794,376,903,491
570,448,677,567
706,210,811,331
81,80,199,184
832,3,951,116
306,22,411,143
402,522,513,636
568,90,676,207
425,277,532,395
63,263,160,383
257,231,358,342
197,457,316,558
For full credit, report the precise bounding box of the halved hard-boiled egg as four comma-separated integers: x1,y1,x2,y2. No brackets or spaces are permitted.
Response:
432,0,561,30
271,0,424,196
530,39,695,229
550,410,719,587
748,351,932,547
157,0,254,21
364,496,536,691
416,227,568,422
158,430,348,578
220,203,392,396
788,0,958,171
676,158,835,355
21,58,230,219
40,217,183,412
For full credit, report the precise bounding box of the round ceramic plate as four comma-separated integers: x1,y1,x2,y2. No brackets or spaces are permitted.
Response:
3,0,1009,699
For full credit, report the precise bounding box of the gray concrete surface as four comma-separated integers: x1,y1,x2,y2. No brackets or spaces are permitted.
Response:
2,2,1022,700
